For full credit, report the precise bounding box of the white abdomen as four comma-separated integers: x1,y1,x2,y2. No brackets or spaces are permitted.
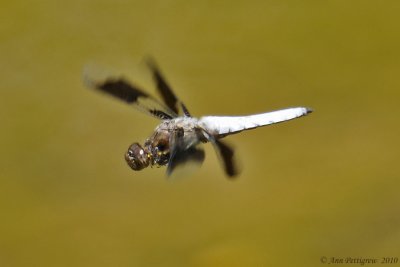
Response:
198,107,312,136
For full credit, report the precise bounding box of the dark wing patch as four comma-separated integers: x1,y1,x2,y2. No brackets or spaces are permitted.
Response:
96,79,148,103
200,129,240,178
167,146,205,177
147,59,191,116
85,74,177,120
149,109,174,120
166,128,205,176
213,139,239,178
180,103,191,117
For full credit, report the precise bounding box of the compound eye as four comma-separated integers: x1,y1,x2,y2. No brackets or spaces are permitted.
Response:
127,149,135,158
125,143,149,171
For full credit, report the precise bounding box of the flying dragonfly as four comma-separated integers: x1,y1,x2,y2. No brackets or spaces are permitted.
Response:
85,60,312,178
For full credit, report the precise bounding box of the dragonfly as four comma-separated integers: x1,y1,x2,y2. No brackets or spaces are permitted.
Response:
85,60,312,178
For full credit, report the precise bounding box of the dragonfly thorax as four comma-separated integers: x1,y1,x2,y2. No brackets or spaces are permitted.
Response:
125,118,205,171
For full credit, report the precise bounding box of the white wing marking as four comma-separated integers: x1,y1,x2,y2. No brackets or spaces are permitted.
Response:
198,107,312,135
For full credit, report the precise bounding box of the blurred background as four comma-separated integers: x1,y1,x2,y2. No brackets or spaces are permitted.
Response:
1,1,400,266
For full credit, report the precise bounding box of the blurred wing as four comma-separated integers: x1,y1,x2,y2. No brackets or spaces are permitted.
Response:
199,107,312,136
200,129,240,178
211,139,239,178
84,69,177,120
147,59,191,117
166,128,205,177
166,146,205,177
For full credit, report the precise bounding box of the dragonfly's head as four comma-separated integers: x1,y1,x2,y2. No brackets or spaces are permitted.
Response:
125,143,150,171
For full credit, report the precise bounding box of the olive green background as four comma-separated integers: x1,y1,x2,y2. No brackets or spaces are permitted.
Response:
1,1,399,266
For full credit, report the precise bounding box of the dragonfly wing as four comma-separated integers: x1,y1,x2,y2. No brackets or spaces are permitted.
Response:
166,128,205,177
211,138,239,178
199,129,240,178
147,59,191,117
199,107,312,136
84,67,177,120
